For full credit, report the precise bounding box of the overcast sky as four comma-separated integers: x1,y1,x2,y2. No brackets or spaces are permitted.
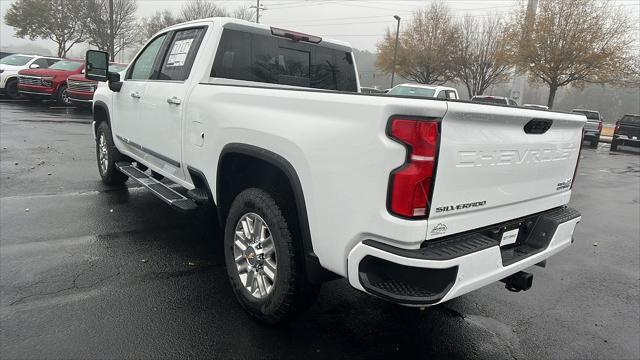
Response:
1,0,638,54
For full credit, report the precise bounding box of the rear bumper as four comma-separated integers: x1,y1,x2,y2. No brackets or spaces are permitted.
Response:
613,134,640,147
583,131,600,141
347,207,581,305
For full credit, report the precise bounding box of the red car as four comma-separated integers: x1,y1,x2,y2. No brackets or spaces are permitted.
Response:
66,63,127,107
17,59,84,105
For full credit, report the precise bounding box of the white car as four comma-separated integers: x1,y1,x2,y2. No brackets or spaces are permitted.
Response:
387,83,459,99
0,54,61,99
86,18,585,323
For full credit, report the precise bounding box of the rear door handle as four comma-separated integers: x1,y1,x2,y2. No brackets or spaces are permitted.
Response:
167,96,182,105
130,91,141,99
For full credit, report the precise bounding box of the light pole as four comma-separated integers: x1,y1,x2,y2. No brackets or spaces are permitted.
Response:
390,15,401,89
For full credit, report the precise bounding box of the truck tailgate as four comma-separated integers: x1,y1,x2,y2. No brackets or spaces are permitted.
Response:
427,102,585,239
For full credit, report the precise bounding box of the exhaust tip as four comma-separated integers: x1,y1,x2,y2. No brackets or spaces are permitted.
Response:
500,271,533,292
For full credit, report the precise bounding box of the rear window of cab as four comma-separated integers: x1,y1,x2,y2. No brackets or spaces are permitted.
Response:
211,29,357,92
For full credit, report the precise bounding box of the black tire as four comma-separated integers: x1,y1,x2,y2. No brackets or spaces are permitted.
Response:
56,84,71,106
5,78,21,99
610,140,618,152
589,139,598,149
96,121,128,186
224,188,318,323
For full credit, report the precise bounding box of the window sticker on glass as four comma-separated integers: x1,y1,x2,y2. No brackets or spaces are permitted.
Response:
167,38,194,67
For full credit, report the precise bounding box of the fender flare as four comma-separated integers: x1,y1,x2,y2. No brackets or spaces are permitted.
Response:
217,143,336,284
92,100,111,138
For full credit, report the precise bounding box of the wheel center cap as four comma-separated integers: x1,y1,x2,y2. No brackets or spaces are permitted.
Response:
245,247,258,266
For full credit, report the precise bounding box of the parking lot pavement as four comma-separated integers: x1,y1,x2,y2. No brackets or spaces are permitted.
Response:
1,100,639,359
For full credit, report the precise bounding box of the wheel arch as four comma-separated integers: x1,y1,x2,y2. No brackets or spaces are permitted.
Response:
216,143,336,284
93,100,111,138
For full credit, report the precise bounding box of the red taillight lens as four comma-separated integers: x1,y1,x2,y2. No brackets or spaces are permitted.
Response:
614,121,620,133
598,121,603,131
388,118,440,218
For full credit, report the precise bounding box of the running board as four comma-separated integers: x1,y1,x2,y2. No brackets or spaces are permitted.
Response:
116,162,197,213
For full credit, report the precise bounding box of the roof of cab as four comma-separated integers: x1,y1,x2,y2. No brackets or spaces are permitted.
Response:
158,17,353,50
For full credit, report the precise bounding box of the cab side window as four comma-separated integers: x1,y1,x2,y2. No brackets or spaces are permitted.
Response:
157,28,205,81
445,90,457,99
128,33,168,80
33,58,49,68
436,91,447,99
45,58,60,67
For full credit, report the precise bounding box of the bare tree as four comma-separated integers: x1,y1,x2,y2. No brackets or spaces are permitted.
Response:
376,2,458,85
232,5,256,22
180,0,227,21
84,0,138,61
4,0,87,57
138,10,180,45
504,0,636,108
452,16,512,98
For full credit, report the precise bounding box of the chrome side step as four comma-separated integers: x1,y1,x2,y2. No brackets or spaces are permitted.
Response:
116,162,197,213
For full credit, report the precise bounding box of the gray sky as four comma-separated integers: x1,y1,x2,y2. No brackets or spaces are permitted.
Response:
1,0,639,55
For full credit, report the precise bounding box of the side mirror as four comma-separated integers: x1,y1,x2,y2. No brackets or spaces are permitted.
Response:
29,63,40,69
85,50,109,82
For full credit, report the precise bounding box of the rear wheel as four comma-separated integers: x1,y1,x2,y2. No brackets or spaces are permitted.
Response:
96,121,128,186
224,188,318,323
589,138,598,149
5,78,21,99
610,139,618,152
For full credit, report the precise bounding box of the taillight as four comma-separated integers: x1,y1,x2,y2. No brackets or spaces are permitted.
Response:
387,118,440,219
598,121,603,131
571,129,584,189
614,121,620,133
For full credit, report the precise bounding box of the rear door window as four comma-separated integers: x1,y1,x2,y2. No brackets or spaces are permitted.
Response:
158,27,206,81
212,29,357,92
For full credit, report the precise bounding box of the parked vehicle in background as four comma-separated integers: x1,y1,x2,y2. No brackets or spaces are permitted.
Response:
571,109,603,148
523,104,549,110
17,59,84,105
66,63,127,107
360,86,385,94
611,114,640,152
387,83,459,99
471,95,518,106
0,51,15,59
1,54,61,99
86,18,584,324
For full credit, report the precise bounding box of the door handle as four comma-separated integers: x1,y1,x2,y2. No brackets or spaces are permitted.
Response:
167,96,182,105
130,91,141,99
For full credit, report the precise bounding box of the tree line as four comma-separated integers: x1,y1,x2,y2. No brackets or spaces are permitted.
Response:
376,0,638,108
4,0,254,61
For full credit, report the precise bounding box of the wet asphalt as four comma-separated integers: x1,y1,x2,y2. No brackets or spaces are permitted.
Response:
0,100,639,360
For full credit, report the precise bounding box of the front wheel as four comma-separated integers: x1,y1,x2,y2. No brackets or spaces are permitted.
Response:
224,188,318,323
96,121,128,186
57,84,71,106
4,78,21,99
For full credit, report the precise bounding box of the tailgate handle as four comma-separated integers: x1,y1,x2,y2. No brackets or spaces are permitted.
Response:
524,118,553,134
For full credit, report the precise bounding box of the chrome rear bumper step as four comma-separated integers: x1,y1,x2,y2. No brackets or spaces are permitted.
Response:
116,162,197,212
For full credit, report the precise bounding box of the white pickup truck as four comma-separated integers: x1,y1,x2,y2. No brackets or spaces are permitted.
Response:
86,18,584,323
